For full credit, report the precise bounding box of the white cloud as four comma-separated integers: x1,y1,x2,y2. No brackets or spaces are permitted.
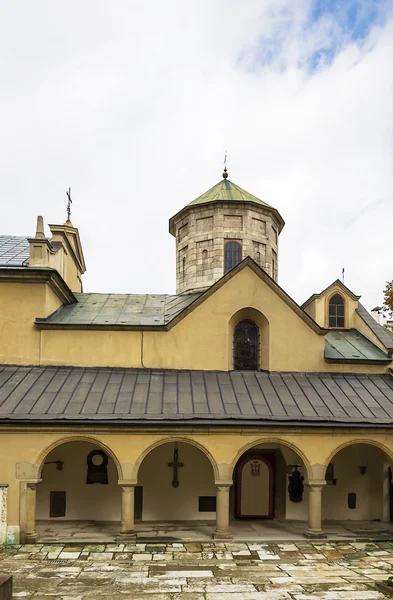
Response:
0,0,392,310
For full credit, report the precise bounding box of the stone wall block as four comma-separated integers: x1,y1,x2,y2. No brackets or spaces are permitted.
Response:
0,486,7,545
173,202,281,293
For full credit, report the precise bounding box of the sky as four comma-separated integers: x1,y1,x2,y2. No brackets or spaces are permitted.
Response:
1,0,392,311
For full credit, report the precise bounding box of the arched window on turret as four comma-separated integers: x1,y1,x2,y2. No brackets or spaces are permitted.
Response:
328,294,345,328
224,241,242,274
234,320,259,370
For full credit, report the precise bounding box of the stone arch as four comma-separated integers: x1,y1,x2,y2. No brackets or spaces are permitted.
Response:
323,438,393,476
36,435,123,480
228,307,270,370
230,437,312,481
134,436,219,480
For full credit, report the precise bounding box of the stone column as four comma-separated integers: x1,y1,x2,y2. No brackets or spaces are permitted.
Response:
0,484,8,545
213,484,233,540
117,484,137,542
382,462,392,523
304,481,326,539
25,483,39,543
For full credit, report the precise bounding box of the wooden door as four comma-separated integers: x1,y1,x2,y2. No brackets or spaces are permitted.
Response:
235,454,275,518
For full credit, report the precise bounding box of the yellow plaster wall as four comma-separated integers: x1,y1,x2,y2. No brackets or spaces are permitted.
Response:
1,267,391,373
38,268,391,373
0,283,62,365
41,329,142,367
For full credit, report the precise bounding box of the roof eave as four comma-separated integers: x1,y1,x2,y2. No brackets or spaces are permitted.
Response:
302,279,361,309
0,267,76,305
324,357,392,365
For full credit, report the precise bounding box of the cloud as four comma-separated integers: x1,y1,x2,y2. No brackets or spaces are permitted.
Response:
0,0,392,311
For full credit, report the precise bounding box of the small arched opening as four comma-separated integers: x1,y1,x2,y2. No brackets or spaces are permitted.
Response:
229,307,270,370
36,440,121,542
322,442,393,528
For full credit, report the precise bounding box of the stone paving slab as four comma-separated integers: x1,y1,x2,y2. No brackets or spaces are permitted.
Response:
2,540,393,598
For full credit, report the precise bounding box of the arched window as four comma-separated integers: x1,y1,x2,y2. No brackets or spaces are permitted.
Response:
224,241,242,274
328,294,345,328
234,320,259,370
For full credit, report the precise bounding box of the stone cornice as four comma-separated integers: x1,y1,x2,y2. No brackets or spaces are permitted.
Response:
1,422,393,434
0,267,76,305
169,199,285,236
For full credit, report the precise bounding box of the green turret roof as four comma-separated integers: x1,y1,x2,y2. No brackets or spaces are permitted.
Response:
169,175,285,235
187,178,274,209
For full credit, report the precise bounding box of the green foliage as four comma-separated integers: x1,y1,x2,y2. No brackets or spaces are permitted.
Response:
384,575,393,587
383,280,393,317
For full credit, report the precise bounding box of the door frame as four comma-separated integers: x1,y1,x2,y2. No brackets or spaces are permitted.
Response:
235,453,275,518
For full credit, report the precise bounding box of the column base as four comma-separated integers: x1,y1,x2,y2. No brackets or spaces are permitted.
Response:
24,532,39,543
213,530,233,541
303,531,327,539
116,530,137,543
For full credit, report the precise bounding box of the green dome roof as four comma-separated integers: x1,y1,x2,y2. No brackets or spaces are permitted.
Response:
169,176,285,235
187,178,274,209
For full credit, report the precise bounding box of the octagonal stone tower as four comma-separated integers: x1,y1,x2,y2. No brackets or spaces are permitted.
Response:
169,170,285,294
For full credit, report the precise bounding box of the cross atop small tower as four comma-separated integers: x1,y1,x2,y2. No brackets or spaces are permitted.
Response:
66,187,72,223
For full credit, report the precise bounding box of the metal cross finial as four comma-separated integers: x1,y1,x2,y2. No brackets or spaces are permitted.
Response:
223,151,228,178
342,267,345,284
66,187,72,222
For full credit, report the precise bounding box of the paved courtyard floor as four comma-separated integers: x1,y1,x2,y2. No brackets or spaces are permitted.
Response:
2,539,393,599
35,519,393,543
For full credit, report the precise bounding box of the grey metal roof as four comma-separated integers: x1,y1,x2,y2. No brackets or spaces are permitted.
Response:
1,365,393,425
357,304,393,352
325,330,391,362
38,292,202,327
0,236,29,266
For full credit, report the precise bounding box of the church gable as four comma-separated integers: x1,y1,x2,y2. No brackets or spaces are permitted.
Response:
34,258,391,373
302,279,393,355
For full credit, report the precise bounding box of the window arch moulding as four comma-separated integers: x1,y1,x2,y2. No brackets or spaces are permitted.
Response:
326,292,346,329
228,307,270,371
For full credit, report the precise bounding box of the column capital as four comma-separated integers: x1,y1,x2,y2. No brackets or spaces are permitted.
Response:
118,480,137,487
307,480,326,489
26,479,42,488
215,481,233,489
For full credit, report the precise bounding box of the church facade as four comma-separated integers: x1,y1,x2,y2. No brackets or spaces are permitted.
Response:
0,170,393,545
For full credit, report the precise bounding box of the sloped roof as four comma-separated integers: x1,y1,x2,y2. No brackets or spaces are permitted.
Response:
169,179,285,233
302,279,361,308
0,236,29,267
187,179,274,209
357,303,393,353
35,258,325,334
37,292,202,327
0,366,393,425
325,330,391,363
